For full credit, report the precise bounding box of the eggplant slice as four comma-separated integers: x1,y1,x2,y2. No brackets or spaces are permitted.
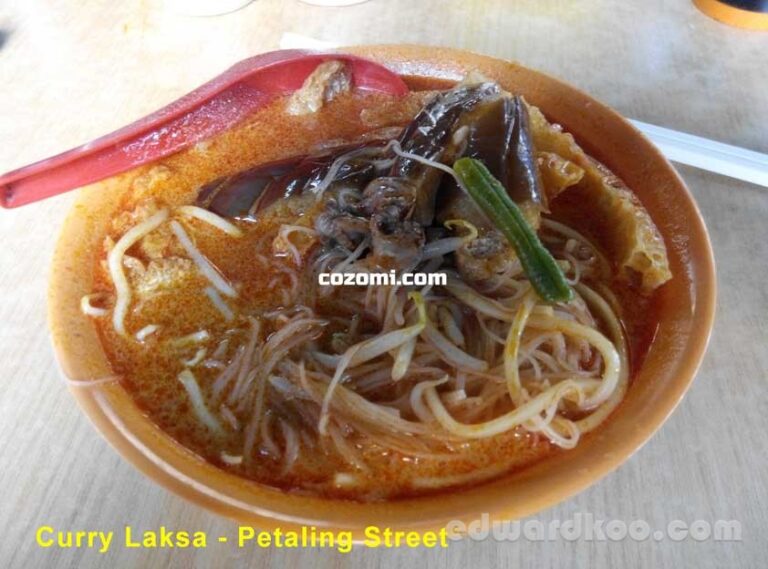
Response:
194,77,671,291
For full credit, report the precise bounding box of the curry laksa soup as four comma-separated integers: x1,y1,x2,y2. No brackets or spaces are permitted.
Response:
77,61,671,501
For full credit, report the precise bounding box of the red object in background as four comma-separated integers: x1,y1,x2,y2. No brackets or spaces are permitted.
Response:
0,50,409,208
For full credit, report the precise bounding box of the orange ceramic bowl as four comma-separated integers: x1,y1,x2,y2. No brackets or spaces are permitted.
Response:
48,45,716,535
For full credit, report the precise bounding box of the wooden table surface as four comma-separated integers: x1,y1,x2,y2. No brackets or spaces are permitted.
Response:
1,1,766,567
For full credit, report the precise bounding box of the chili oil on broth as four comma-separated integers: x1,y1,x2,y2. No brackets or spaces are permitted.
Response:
88,84,662,501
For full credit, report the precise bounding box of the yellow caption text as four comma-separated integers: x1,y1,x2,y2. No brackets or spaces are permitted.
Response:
36,525,450,554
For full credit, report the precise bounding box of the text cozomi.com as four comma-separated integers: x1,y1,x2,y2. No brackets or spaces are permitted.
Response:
318,271,447,287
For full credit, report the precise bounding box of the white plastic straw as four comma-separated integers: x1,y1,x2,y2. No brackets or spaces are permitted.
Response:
630,120,768,188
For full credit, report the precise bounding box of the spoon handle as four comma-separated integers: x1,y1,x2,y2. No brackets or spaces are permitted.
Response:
0,50,408,208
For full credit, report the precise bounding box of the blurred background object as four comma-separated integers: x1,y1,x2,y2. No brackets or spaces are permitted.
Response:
694,0,768,29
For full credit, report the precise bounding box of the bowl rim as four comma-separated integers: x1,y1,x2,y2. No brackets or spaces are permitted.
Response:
47,44,717,536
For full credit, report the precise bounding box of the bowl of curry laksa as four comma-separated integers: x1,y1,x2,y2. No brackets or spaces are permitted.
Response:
48,46,716,532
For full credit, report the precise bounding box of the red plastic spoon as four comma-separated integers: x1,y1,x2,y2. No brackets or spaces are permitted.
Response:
0,50,409,208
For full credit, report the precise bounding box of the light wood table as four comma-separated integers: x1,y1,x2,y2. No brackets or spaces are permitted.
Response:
1,1,766,567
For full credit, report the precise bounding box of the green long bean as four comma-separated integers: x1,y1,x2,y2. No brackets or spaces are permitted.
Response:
453,157,573,303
